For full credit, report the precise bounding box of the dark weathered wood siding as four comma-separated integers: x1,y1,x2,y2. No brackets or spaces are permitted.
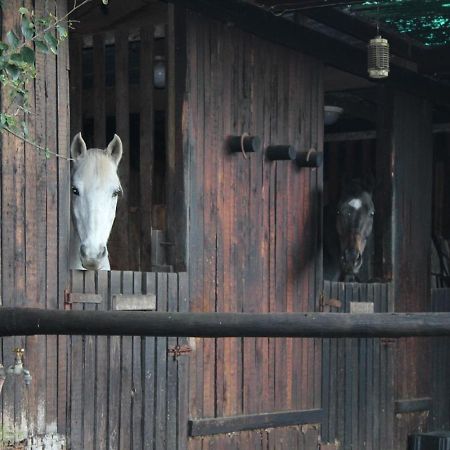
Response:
0,0,70,444
321,281,394,450
390,92,433,449
431,288,450,431
68,270,189,450
182,9,323,449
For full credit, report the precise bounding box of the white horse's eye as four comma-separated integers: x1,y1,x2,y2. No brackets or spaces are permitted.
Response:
72,186,80,196
112,188,121,198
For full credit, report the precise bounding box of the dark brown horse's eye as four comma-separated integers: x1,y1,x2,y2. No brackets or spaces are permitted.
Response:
112,188,121,198
72,186,80,196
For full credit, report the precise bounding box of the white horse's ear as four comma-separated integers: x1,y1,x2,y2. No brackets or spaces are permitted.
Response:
106,134,123,166
71,132,87,160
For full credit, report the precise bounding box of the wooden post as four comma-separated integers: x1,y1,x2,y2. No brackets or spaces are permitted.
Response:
139,26,155,271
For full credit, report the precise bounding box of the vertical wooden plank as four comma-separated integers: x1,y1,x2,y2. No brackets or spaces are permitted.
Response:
45,1,59,435
178,273,189,450
187,10,205,423
143,272,156,450
366,283,375,450
56,0,70,435
375,87,394,281
201,17,216,422
166,5,187,271
95,270,109,450
155,273,168,449
83,272,96,450
372,284,381,450
70,272,85,449
119,271,133,450
131,272,143,450
110,31,130,269
69,36,83,139
167,273,179,450
34,0,50,438
213,16,227,432
1,0,25,442
220,15,238,421
108,271,122,449
139,27,154,271
93,34,106,148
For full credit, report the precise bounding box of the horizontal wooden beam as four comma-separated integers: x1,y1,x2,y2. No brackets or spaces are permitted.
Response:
0,308,449,337
394,397,433,414
188,409,323,436
325,123,450,142
325,130,377,142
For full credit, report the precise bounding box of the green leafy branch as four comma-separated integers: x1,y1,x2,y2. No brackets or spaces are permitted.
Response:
0,0,107,160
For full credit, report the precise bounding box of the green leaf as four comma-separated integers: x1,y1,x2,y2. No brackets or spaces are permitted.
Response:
20,46,35,64
0,42,9,52
35,40,49,54
21,15,34,40
18,7,29,15
6,64,20,80
6,31,20,48
5,114,17,128
56,24,68,39
45,147,51,159
9,52,23,64
44,32,58,54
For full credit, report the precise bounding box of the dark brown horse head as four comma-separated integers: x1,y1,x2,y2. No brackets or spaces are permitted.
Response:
336,179,375,282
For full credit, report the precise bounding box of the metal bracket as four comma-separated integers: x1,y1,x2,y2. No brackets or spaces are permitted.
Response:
168,344,192,360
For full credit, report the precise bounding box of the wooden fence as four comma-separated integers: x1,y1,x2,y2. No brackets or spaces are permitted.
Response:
67,270,188,450
321,281,394,450
431,288,450,431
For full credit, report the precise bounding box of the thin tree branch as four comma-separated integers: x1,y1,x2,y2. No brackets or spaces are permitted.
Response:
3,125,74,161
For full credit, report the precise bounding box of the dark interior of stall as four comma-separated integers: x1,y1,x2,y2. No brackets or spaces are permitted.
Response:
69,0,170,272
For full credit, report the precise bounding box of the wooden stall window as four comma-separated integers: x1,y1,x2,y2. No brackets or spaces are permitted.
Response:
322,87,394,283
69,1,183,272
323,138,378,282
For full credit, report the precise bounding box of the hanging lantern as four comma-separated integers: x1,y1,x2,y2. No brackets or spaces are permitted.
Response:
368,36,389,79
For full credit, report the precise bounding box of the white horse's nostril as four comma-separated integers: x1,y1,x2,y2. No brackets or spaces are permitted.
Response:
98,246,107,259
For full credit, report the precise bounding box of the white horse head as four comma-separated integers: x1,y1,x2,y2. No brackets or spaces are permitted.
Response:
69,132,123,270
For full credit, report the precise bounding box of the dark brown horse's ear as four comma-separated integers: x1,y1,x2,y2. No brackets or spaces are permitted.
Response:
71,132,87,161
106,134,123,166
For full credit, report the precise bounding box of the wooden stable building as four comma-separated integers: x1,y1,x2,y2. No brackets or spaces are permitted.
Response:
0,0,449,449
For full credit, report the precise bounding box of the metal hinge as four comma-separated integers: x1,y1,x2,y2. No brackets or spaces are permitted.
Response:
319,292,342,312
168,344,192,359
